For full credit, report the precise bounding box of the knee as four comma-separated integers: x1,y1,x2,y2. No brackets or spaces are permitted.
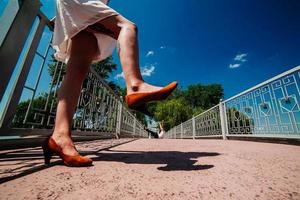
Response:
122,21,138,34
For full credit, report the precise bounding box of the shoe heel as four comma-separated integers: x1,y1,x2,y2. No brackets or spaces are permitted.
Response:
42,140,53,165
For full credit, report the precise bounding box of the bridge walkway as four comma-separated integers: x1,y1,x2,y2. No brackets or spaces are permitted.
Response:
0,139,299,200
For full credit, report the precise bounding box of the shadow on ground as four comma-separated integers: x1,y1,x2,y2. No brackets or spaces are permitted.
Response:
94,150,220,171
0,139,136,184
0,148,58,184
0,141,220,184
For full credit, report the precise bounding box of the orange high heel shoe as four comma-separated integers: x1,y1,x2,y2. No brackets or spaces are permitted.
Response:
42,136,93,167
125,81,178,112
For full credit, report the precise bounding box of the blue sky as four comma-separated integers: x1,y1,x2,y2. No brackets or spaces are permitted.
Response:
41,0,300,98
3,0,300,100
115,0,300,98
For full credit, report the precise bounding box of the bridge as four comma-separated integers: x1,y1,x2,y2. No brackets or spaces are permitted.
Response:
0,1,299,199
1,139,299,199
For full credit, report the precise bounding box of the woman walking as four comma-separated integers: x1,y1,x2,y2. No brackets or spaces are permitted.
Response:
43,0,177,167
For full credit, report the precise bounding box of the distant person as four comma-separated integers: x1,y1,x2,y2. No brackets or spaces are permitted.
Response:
42,0,177,167
146,121,165,139
158,121,165,139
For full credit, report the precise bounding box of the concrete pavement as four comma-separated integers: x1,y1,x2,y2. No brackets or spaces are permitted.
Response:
0,138,300,199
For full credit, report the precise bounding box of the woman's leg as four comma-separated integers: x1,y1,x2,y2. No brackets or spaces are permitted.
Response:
93,15,162,94
51,30,98,155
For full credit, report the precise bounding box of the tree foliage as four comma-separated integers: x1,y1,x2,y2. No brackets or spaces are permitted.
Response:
153,98,193,130
150,83,224,131
12,93,54,128
184,84,224,110
47,55,117,87
92,56,117,80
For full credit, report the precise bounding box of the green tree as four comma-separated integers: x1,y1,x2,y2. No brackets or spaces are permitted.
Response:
12,93,55,128
169,87,185,99
92,56,117,80
114,85,126,98
184,84,224,109
47,55,66,85
154,98,193,130
47,55,117,87
134,111,147,125
148,83,224,130
192,106,205,116
227,108,254,134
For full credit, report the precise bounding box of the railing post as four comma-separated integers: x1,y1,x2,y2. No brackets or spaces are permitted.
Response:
172,128,174,139
133,118,136,136
115,100,123,139
192,117,196,139
180,123,183,139
174,128,176,139
0,0,41,102
219,100,228,140
1,16,48,129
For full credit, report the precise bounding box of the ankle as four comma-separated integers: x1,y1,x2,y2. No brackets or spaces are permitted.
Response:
52,131,72,144
52,129,70,137
127,80,144,93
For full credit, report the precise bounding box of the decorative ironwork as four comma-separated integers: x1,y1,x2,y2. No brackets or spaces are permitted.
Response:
175,125,181,138
194,105,222,136
165,67,300,139
120,108,135,134
182,119,193,138
17,50,147,135
135,120,148,137
165,105,222,139
225,70,300,136
72,71,119,132
119,108,148,137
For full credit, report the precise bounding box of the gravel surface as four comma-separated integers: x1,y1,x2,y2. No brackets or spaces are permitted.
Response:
0,139,299,200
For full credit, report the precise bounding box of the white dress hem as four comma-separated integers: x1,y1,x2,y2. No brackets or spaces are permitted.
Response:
52,0,119,64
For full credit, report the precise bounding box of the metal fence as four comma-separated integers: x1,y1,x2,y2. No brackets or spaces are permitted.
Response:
165,66,300,140
0,0,148,140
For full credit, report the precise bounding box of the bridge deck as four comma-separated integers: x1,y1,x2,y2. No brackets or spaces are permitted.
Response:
0,139,299,200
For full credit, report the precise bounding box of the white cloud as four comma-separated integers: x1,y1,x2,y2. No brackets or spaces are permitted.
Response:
114,64,156,79
141,64,155,76
114,72,124,79
229,63,241,69
160,46,166,49
146,51,154,57
234,53,247,62
229,53,248,69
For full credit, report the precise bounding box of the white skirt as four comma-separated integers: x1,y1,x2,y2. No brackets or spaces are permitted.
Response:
52,0,119,64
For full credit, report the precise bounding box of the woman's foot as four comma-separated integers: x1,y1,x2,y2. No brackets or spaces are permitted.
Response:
43,132,93,167
51,133,79,156
127,82,163,95
125,81,178,111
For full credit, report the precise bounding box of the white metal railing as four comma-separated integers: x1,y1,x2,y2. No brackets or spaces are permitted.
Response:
165,66,300,140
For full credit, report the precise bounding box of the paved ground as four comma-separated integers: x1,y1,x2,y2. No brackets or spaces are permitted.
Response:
0,139,300,200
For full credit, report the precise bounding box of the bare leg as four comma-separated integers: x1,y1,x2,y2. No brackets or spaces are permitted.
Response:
52,30,98,155
93,15,162,94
